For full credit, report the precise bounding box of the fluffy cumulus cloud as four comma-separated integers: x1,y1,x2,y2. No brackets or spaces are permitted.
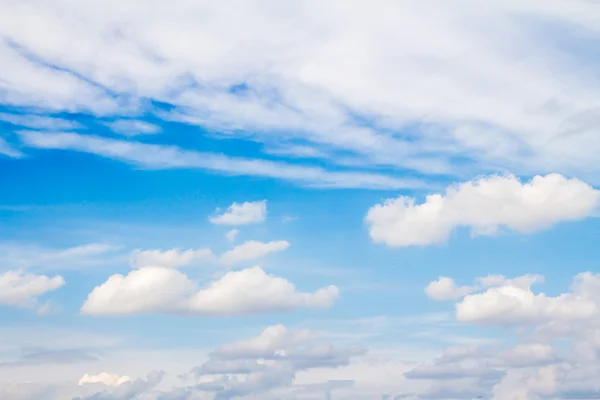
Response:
220,240,289,266
210,201,267,226
424,272,600,326
74,371,165,400
366,174,600,247
129,247,214,269
81,266,338,316
0,270,64,310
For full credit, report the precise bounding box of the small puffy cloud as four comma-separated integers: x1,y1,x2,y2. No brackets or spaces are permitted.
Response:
103,119,161,136
220,240,289,266
209,200,267,226
130,247,214,269
225,229,239,243
74,371,164,400
0,270,65,309
425,277,475,301
78,373,130,387
81,266,338,316
366,174,600,247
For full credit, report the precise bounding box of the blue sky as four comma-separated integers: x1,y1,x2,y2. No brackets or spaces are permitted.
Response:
1,1,600,399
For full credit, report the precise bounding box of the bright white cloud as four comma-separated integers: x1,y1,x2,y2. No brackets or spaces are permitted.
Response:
424,272,600,326
187,266,338,315
366,174,600,247
103,119,160,136
425,277,475,301
129,247,214,269
220,240,289,266
78,372,130,387
80,267,193,315
81,266,338,316
456,273,598,325
0,270,64,309
225,229,239,242
209,200,267,225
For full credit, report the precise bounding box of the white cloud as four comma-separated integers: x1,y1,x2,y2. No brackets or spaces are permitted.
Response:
78,372,130,387
81,266,338,316
2,1,600,180
0,137,23,158
129,247,214,269
0,242,123,272
0,112,83,130
0,270,64,309
18,131,418,189
214,325,315,359
425,277,475,301
80,267,194,316
495,343,558,368
187,266,338,315
103,119,160,136
220,240,289,266
225,229,239,242
209,200,267,226
366,174,600,247
186,324,364,399
75,371,164,400
455,273,598,325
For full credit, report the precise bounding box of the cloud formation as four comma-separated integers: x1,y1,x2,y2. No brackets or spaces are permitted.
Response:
3,0,600,182
18,131,418,189
366,174,600,247
103,120,160,136
220,240,289,266
0,270,64,310
78,373,131,387
225,229,239,243
401,271,600,399
186,325,364,399
81,266,338,316
209,200,267,226
129,247,214,269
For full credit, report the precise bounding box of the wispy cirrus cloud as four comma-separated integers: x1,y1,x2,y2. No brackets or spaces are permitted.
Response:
0,242,124,272
18,131,423,189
